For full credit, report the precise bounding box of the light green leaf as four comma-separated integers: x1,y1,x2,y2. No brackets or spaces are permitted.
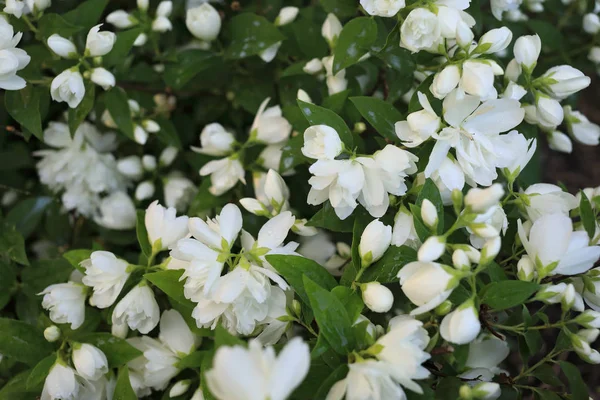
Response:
306,202,354,233
144,270,195,308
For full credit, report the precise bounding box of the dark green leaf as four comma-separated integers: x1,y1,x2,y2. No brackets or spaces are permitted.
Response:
225,13,285,59
63,0,108,29
333,17,377,73
0,318,53,366
0,223,29,265
0,370,37,400
136,210,152,257
5,197,53,239
297,99,353,149
314,364,349,399
350,96,403,142
559,361,588,400
0,261,16,308
104,87,135,140
331,286,363,322
67,81,95,135
416,179,444,234
26,354,56,390
5,86,44,139
579,191,596,240
531,363,564,387
37,13,83,38
306,202,354,233
483,281,539,310
303,277,356,355
177,350,206,369
72,333,142,367
320,0,357,18
155,116,183,149
361,245,418,283
104,28,143,67
279,133,309,171
267,255,338,305
163,50,223,89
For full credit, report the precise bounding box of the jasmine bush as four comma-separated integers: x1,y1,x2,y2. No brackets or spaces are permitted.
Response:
1,0,600,399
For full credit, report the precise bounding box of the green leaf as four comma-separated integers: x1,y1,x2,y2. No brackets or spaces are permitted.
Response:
435,377,463,400
163,50,223,89
5,197,53,239
0,261,16,309
20,258,74,296
531,363,564,387
104,87,135,140
559,361,588,400
177,350,206,369
0,318,53,366
343,210,371,285
26,353,56,390
331,286,363,322
72,333,142,367
361,245,418,283
136,210,152,257
0,223,29,265
320,0,357,18
113,367,137,400
279,133,309,171
482,281,540,310
416,179,444,234
144,270,195,308
0,370,37,400
535,390,562,400
5,86,44,139
350,96,402,143
104,28,143,67
63,0,108,29
267,255,338,305
297,99,353,149
303,277,356,355
155,116,183,149
215,324,245,348
306,202,354,233
187,179,229,216
37,13,83,39
68,81,95,135
333,17,377,73
63,249,92,273
579,191,596,240
225,13,285,59
314,364,349,399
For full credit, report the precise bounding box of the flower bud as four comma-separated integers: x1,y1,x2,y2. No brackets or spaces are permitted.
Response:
297,89,312,103
513,34,541,69
142,119,160,133
134,33,148,46
239,198,268,216
548,130,573,153
302,125,343,160
589,47,600,64
48,34,78,58
472,382,501,400
536,95,563,127
431,64,460,99
86,24,116,57
303,58,323,74
72,343,109,381
417,235,446,262
90,67,115,90
505,58,522,82
112,322,129,338
190,388,205,400
117,156,143,179
575,310,600,329
480,236,501,265
452,249,471,270
44,325,61,342
137,0,149,11
440,299,481,344
398,261,458,315
502,82,527,101
456,20,474,48
142,155,157,171
584,13,600,34
135,180,155,201
564,106,600,146
362,282,394,313
159,146,178,167
421,199,438,230
106,10,136,29
275,6,299,26
517,256,535,281
478,27,512,54
186,4,221,41
459,384,473,400
322,13,342,47
51,69,85,109
359,219,392,267
435,300,453,316
464,184,504,213
169,380,191,397
541,65,591,100
471,223,500,238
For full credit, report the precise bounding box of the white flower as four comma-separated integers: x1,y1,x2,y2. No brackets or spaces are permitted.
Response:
186,3,221,41
3,0,25,18
321,13,342,46
251,98,292,144
241,169,290,216
428,158,466,205
359,219,392,266
478,27,513,54
541,65,591,100
26,0,50,12
400,8,441,53
145,200,189,251
421,199,438,229
112,282,160,334
461,60,500,100
502,82,527,100
72,343,109,381
44,325,61,342
135,180,155,201
417,235,446,262
584,13,600,34
398,261,458,314
81,251,131,308
564,106,600,146
396,92,441,147
200,157,245,196
431,65,461,99
464,334,509,378
571,328,600,364
42,363,79,400
301,125,343,160
50,69,85,108
137,0,148,11
440,299,481,344
117,155,143,179
40,282,87,329
152,1,173,32
164,173,197,211
90,67,115,90
275,6,299,26
106,10,136,28
85,24,116,57
206,338,310,400
192,122,235,156
170,380,191,397
322,55,348,95
548,130,573,153
160,146,178,166
303,58,323,74
523,183,578,221
498,130,536,178
537,283,584,311
513,34,541,69
0,18,30,90
95,192,137,230
259,42,281,63
392,206,420,248
518,213,600,277
361,0,405,17
362,282,394,312
47,34,78,58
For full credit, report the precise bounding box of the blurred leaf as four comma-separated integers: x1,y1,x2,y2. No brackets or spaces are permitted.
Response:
63,0,108,29
320,0,357,18
26,353,56,390
104,28,143,67
225,13,285,59
0,318,53,366
163,50,223,90
104,87,135,140
5,86,44,140
0,223,29,266
559,361,588,400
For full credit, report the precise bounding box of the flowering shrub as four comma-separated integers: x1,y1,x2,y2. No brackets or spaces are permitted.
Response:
1,0,600,399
